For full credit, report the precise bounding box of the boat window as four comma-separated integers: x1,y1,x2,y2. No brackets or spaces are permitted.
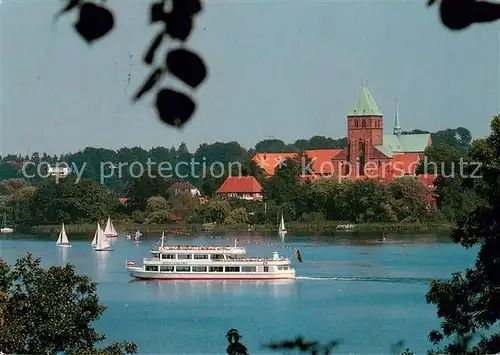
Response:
193,254,209,259
162,254,176,259
192,266,207,272
278,266,289,270
224,266,240,272
209,266,224,272
160,266,174,272
241,266,256,272
175,266,191,272
177,254,192,259
264,266,269,272
145,265,158,272
211,254,224,260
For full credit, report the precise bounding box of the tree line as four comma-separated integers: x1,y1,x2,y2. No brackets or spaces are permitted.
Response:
0,127,477,229
0,127,471,194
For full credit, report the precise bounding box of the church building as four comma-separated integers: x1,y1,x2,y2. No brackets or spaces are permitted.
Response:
252,85,432,181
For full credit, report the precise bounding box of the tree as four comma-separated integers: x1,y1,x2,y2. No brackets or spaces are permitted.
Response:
168,190,199,221
145,195,172,223
426,115,500,354
0,253,137,354
224,207,248,225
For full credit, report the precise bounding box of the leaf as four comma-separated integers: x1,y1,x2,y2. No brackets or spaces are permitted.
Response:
143,32,164,66
150,1,167,24
74,3,114,43
53,0,81,22
171,0,202,16
438,0,473,30
155,88,196,127
165,13,193,41
132,68,164,102
166,48,207,89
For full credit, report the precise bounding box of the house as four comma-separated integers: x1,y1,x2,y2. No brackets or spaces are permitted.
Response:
119,197,128,205
167,180,201,196
253,84,432,182
47,165,71,178
216,176,263,201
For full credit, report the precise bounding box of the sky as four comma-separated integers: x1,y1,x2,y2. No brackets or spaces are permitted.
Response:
0,0,499,156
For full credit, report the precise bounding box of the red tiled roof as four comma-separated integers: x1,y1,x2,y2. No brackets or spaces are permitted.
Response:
252,149,342,176
216,176,263,194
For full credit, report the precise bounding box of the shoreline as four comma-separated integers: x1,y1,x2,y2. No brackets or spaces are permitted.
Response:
28,222,455,235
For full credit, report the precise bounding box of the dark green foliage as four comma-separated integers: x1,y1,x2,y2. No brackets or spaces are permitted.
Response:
426,115,500,354
0,254,136,354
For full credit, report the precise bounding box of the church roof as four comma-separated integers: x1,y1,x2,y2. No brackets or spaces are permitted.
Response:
347,86,383,117
375,133,431,157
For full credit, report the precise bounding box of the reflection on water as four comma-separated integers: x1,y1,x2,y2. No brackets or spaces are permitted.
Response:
131,279,297,299
96,250,110,279
59,246,68,264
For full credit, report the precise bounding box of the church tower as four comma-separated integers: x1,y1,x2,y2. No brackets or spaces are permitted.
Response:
346,84,383,175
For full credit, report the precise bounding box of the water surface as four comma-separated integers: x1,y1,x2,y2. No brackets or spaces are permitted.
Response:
0,233,476,354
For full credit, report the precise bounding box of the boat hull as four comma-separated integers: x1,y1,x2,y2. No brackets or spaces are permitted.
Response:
106,234,118,238
1,228,13,234
56,244,72,248
95,248,113,251
126,267,296,280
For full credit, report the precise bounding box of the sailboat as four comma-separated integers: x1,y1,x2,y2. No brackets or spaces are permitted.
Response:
133,230,142,244
95,223,113,251
278,213,287,236
104,217,118,238
91,222,100,247
56,223,72,248
0,213,13,234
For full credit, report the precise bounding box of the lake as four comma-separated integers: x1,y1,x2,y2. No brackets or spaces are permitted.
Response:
0,232,477,354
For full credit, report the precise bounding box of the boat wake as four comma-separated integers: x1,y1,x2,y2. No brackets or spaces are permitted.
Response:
296,275,441,284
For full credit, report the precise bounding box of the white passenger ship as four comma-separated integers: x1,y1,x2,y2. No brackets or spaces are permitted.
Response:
125,234,296,280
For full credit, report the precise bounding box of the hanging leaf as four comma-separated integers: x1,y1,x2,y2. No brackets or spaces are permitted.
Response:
150,1,167,24
54,0,81,22
143,31,164,65
171,0,202,16
438,0,474,30
166,48,207,89
165,13,193,41
155,88,196,127
132,68,164,102
471,0,500,25
74,3,114,43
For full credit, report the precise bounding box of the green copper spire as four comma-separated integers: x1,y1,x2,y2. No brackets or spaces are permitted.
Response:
393,98,402,135
347,84,383,117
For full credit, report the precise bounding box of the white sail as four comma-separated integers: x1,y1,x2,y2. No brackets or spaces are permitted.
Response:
56,223,71,247
104,217,117,236
91,222,100,246
279,214,286,231
96,226,111,250
109,220,117,236
135,230,140,241
99,229,111,249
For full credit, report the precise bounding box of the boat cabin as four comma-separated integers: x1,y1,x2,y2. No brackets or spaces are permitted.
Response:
144,249,291,274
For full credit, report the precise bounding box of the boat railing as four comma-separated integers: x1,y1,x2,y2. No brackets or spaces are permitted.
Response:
152,246,246,251
143,257,290,263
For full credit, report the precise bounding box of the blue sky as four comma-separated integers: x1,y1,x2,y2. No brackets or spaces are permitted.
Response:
1,0,498,155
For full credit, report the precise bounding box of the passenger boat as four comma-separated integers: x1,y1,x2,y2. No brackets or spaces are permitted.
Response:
126,233,296,280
